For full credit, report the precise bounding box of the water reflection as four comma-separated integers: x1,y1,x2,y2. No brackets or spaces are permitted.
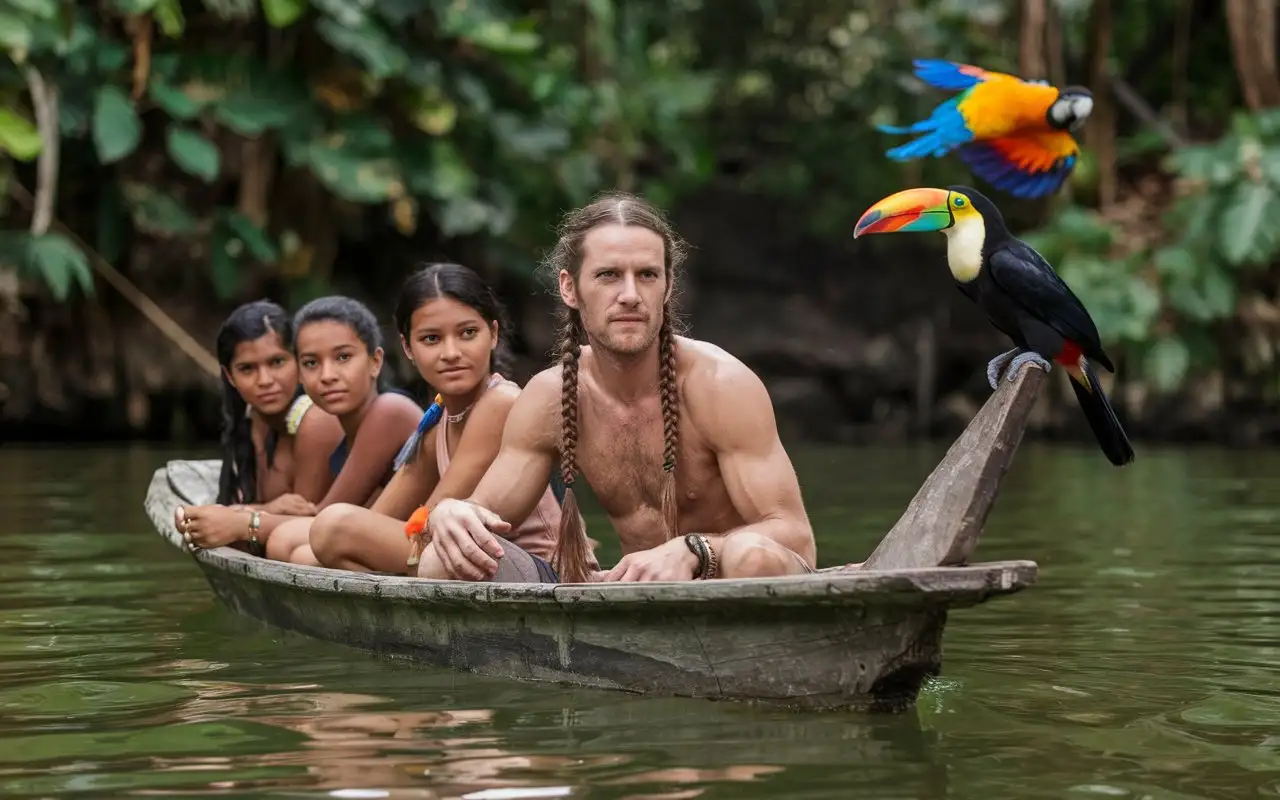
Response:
2,443,1280,798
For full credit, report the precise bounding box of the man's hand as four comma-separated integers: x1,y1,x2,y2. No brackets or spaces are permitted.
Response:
426,499,512,581
602,536,700,582
263,493,317,517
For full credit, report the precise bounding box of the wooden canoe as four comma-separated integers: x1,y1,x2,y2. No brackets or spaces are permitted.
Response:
143,367,1046,713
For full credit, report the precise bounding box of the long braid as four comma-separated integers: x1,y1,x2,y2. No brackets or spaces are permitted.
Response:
658,314,680,540
551,310,594,584
216,379,256,505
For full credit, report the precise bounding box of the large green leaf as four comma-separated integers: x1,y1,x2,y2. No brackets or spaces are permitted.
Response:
0,109,41,161
214,74,309,135
92,85,142,164
25,234,94,301
302,137,404,203
0,12,34,54
166,124,220,182
315,16,407,79
1143,335,1191,393
1200,265,1237,318
153,0,185,37
1153,245,1197,279
415,140,477,200
1219,181,1275,266
437,5,541,54
148,79,204,120
309,0,364,25
262,0,306,27
222,211,279,262
120,181,199,236
6,0,58,19
437,195,493,237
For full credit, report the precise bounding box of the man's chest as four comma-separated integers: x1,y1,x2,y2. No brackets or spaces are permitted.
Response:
574,406,719,514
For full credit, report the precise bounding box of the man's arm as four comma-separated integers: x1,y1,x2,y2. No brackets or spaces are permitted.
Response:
685,355,816,568
462,368,561,526
423,368,562,580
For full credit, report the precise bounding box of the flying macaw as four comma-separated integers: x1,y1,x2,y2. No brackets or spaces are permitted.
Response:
877,59,1094,200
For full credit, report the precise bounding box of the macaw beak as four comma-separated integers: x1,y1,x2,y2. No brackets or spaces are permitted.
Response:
853,188,954,238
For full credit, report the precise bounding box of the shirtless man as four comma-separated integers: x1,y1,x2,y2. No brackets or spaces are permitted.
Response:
419,191,817,583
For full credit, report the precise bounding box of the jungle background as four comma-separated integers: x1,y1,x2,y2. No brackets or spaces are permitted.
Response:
0,0,1277,448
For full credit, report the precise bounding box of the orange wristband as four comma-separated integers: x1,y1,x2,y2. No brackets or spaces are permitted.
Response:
404,504,431,539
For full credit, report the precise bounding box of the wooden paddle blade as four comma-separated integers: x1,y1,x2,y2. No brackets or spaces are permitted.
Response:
861,364,1046,571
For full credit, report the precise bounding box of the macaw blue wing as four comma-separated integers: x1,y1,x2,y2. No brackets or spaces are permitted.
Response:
956,134,1079,200
910,59,1007,91
876,97,975,160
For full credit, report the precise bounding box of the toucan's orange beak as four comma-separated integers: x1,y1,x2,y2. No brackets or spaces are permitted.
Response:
853,188,954,238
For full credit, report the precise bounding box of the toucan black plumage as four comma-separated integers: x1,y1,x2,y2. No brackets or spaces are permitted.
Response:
853,184,1134,466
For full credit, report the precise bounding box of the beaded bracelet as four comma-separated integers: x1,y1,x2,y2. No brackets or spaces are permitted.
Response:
247,510,262,547
404,504,431,539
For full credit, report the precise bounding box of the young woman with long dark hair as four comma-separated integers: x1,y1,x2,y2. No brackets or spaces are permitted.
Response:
173,299,344,555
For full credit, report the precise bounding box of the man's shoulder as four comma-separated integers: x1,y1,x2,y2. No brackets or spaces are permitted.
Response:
676,336,777,447
676,335,765,393
521,363,566,400
503,365,565,447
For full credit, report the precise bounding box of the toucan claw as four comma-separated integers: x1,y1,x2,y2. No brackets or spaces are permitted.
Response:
985,347,1024,391
1006,351,1053,383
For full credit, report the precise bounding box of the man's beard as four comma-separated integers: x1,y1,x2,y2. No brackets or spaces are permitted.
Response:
587,319,661,358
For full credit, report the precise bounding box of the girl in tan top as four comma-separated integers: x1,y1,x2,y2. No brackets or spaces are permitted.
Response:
306,262,567,576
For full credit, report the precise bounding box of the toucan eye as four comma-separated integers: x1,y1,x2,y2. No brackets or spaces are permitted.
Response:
954,197,966,207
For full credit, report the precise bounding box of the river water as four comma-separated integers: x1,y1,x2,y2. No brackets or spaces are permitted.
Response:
1,440,1278,799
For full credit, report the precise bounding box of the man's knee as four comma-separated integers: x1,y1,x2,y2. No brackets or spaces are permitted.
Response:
310,503,360,565
718,531,811,578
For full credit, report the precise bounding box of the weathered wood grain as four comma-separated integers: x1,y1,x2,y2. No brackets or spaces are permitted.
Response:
861,364,1046,571
146,456,1038,712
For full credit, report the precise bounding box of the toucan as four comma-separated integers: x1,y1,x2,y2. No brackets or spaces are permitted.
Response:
852,184,1134,466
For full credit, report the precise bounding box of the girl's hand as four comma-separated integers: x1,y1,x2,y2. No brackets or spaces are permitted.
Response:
263,493,317,517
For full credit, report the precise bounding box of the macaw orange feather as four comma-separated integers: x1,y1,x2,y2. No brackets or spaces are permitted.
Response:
984,131,1079,173
957,79,1061,139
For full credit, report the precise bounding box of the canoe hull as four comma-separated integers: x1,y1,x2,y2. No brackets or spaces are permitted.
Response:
146,460,1035,712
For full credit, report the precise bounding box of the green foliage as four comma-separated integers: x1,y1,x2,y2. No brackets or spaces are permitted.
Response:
0,108,39,160
0,230,94,301
0,0,1268,408
165,124,219,182
0,0,719,301
1022,108,1280,394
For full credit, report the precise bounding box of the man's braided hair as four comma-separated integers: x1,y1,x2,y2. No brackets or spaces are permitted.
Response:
542,191,689,583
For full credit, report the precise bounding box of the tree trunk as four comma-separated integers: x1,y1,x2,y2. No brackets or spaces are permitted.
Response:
1045,0,1066,88
1225,0,1280,109
1019,0,1049,79
1086,0,1118,209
